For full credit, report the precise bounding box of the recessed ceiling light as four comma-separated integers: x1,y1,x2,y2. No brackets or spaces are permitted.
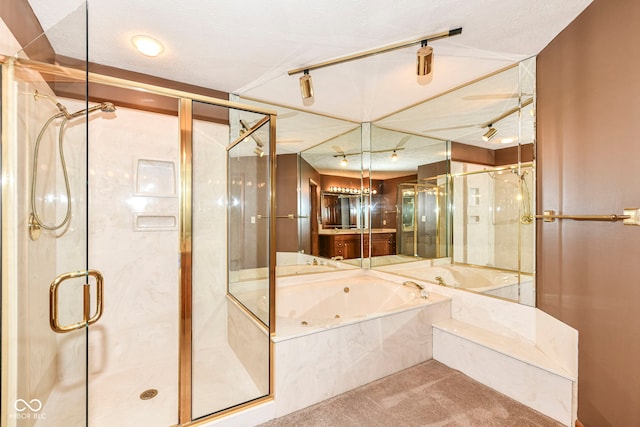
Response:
131,35,164,57
500,137,515,144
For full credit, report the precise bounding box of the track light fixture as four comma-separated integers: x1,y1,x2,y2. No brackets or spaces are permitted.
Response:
288,27,462,102
482,125,498,142
340,156,348,167
391,150,399,162
416,41,433,76
299,69,314,100
240,119,267,156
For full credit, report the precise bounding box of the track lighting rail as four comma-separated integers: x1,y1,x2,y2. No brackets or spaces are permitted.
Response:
287,28,462,76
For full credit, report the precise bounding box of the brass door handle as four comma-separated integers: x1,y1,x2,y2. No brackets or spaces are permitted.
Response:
49,269,104,333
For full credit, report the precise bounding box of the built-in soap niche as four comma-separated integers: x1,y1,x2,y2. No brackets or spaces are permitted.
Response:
133,213,178,232
133,158,178,231
135,158,177,197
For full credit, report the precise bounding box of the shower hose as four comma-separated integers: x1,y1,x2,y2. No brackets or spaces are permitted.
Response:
30,112,73,231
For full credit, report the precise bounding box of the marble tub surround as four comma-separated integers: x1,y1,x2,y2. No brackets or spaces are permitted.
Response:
367,269,578,425
370,269,577,359
272,270,451,417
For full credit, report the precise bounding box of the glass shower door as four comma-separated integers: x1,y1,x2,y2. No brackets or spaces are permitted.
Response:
2,62,91,426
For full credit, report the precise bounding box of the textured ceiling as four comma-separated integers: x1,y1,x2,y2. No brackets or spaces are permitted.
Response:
25,0,591,176
27,0,591,122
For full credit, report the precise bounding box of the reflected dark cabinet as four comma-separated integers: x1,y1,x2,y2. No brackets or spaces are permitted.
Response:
365,233,396,257
319,234,361,259
319,232,396,259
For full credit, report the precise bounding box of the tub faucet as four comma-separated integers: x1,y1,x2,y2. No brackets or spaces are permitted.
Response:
402,281,429,299
434,276,446,287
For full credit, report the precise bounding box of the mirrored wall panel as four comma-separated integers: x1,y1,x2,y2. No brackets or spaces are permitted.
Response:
239,98,363,275
368,126,449,267
372,57,536,306
240,56,536,306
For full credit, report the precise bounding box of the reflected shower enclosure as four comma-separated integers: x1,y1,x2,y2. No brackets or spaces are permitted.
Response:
451,162,535,274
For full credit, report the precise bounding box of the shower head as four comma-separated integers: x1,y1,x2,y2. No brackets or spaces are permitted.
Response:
58,101,117,119
79,102,117,117
99,102,117,113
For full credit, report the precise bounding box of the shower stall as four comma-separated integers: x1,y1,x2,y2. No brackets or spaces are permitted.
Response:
396,179,448,259
1,47,275,427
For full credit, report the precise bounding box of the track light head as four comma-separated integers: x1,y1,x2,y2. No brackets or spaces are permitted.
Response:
254,147,265,157
416,41,433,77
391,150,398,162
482,125,498,142
299,69,314,101
340,156,348,167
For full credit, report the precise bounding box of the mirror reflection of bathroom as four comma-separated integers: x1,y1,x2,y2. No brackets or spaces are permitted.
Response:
239,56,536,305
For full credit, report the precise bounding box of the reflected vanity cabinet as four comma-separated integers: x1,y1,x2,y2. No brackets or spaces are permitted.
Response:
319,232,396,259
366,232,396,257
319,233,361,259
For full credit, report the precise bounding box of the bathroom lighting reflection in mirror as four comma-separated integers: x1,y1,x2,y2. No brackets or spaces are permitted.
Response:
236,56,536,307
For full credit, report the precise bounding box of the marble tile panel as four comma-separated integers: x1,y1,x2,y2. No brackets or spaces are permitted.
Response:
273,298,450,417
192,344,264,419
199,401,275,427
535,310,578,378
434,327,573,426
227,298,270,395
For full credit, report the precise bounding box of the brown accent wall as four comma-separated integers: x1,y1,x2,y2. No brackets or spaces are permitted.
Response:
451,142,533,166
320,174,362,192
537,1,640,425
495,144,534,166
275,154,299,252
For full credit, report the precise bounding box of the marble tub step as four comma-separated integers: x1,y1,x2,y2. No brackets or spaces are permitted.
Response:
432,318,575,426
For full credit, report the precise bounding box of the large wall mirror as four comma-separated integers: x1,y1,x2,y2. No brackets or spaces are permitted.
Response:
240,56,536,306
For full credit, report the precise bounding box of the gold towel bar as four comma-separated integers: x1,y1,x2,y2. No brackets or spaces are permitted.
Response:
535,209,638,224
257,214,309,219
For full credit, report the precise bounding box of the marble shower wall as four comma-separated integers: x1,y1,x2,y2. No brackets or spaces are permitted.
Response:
192,117,230,351
85,101,181,423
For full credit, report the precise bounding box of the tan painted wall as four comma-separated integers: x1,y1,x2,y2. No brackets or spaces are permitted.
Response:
537,0,640,425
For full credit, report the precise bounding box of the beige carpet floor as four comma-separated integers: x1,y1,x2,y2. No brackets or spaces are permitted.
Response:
259,360,563,427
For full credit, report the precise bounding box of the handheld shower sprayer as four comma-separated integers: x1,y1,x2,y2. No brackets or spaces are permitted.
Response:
55,101,117,119
29,99,117,240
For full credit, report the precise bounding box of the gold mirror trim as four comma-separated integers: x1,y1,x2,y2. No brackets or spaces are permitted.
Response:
49,269,104,333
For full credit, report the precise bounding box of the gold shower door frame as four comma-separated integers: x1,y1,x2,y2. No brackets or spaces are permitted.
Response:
1,57,277,426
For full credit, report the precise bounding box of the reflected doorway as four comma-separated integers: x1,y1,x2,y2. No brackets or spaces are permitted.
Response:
310,179,319,255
